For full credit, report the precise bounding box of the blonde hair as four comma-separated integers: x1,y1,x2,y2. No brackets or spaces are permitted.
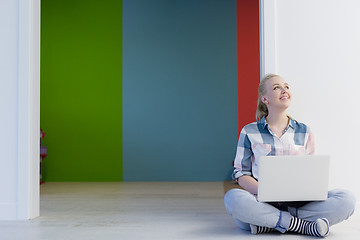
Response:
256,73,281,120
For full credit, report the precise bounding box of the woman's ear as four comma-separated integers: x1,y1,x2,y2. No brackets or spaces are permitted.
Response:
261,96,268,104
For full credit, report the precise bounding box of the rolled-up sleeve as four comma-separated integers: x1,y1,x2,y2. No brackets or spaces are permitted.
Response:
305,130,315,155
232,128,253,180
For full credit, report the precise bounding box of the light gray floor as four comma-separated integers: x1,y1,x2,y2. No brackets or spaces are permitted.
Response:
0,182,359,240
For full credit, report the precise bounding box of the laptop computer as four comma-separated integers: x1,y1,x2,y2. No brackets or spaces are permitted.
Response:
257,155,330,202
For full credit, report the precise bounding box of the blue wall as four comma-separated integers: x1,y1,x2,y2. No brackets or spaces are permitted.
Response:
123,0,237,181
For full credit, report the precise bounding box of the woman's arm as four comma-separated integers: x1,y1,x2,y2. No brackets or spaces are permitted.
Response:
237,175,258,195
305,130,315,155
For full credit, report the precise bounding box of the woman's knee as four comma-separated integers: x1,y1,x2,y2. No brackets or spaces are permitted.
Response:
329,189,357,218
224,188,253,214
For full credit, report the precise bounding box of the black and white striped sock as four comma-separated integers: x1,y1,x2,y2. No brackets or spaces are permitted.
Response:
287,217,329,237
250,224,275,234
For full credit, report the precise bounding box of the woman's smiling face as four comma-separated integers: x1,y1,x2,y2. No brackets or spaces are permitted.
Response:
261,76,292,110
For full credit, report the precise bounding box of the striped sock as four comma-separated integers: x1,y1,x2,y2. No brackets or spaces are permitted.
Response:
287,217,329,237
250,224,275,234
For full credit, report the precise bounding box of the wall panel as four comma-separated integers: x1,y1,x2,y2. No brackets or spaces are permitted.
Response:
41,0,123,181
123,0,237,181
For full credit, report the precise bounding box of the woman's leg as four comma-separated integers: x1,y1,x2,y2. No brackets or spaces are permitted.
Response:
233,219,251,231
288,189,356,226
224,188,292,233
224,188,331,236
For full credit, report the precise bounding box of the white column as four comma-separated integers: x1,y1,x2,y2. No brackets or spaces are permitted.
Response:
260,0,277,77
0,0,40,220
17,0,40,220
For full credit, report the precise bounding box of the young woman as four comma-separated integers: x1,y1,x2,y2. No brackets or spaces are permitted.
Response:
224,74,356,237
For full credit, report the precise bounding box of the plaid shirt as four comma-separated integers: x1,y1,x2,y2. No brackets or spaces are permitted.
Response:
233,116,315,181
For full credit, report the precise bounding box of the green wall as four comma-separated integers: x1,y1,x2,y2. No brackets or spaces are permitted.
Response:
41,0,123,181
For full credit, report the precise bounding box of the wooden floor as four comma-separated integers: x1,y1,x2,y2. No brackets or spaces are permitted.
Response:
0,182,358,240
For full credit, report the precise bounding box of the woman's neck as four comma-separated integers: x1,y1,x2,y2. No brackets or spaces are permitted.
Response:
265,111,289,129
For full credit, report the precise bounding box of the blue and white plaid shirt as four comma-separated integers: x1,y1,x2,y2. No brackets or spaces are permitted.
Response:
233,116,315,181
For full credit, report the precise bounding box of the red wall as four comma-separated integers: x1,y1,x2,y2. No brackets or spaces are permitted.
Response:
237,0,260,136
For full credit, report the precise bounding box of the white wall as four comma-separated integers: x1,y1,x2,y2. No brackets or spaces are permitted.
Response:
0,0,19,219
262,0,360,200
0,0,40,220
